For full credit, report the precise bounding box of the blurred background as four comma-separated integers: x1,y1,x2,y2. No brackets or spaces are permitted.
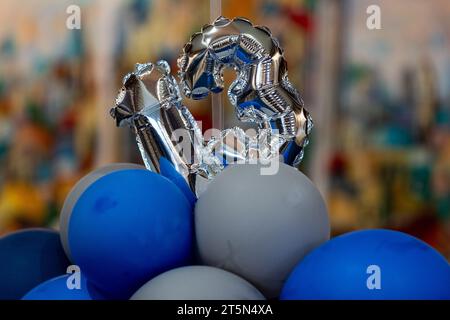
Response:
0,0,449,258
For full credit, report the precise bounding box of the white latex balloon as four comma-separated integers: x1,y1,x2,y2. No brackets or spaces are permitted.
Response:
195,162,330,298
59,163,146,261
130,266,265,300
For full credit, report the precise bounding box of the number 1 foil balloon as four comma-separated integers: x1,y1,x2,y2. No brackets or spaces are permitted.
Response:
177,16,313,167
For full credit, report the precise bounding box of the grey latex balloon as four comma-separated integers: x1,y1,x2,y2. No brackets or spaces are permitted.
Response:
130,266,265,300
194,162,330,298
59,163,146,261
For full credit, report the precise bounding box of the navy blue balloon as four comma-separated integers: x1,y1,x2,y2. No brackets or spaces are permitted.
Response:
68,169,194,299
159,156,197,208
281,229,450,300
0,229,71,300
22,274,105,300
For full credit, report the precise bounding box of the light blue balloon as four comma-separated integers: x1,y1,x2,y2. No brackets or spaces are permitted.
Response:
68,169,194,299
22,274,104,300
281,229,450,300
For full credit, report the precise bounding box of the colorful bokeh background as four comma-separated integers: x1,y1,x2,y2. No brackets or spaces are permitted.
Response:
0,0,449,258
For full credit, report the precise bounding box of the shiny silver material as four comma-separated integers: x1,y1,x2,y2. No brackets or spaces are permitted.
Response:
110,17,313,193
110,61,204,191
178,16,313,166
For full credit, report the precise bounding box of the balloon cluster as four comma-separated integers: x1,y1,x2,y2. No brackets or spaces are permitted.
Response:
1,17,448,301
1,162,449,300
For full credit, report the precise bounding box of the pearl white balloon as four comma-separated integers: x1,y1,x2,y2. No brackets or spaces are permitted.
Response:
195,162,330,298
59,163,146,261
130,266,265,300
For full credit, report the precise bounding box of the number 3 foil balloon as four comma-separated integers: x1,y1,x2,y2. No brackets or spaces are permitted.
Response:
178,16,313,167
110,17,313,194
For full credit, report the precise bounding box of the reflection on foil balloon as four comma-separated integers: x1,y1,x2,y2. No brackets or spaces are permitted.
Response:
178,16,313,166
110,17,314,193
110,60,209,192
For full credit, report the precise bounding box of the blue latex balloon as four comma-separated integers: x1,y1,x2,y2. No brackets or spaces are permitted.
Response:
159,156,197,207
0,229,71,300
281,229,450,300
68,169,194,299
22,274,105,300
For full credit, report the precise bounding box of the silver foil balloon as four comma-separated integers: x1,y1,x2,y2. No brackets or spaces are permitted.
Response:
110,61,206,191
110,17,314,193
177,16,313,166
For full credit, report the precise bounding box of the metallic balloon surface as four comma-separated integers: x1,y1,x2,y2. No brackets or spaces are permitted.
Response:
110,61,206,192
178,16,313,167
130,266,265,300
110,17,313,192
194,162,330,298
